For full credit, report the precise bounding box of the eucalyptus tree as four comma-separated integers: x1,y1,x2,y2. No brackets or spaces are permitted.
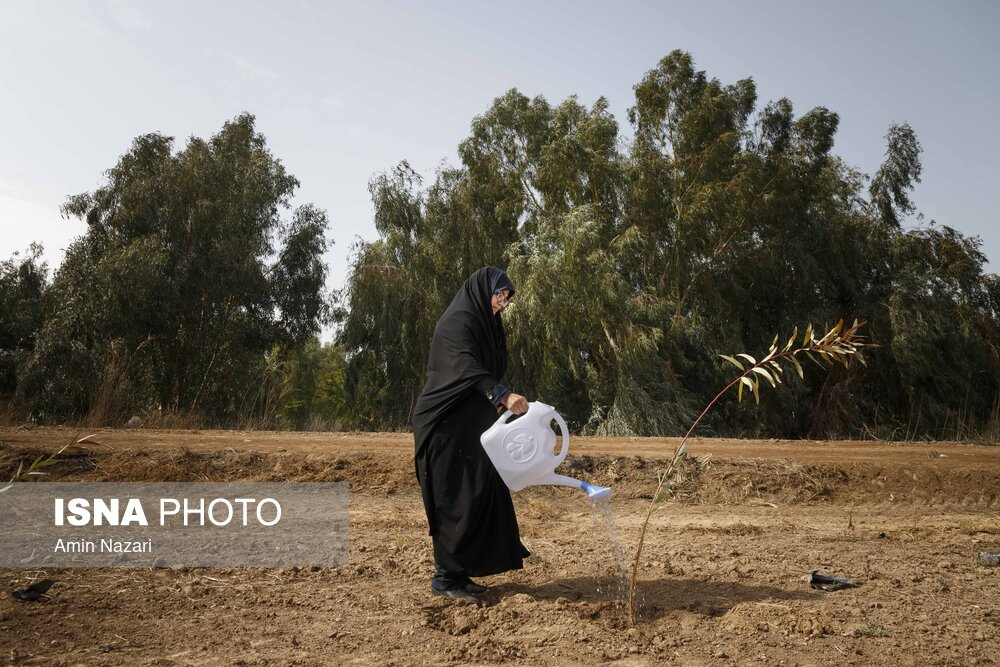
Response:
338,50,1000,439
19,114,331,424
0,245,48,400
870,123,923,228
340,93,624,428
338,163,433,428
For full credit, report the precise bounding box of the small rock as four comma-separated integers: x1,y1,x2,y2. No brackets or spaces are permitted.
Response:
12,579,55,601
504,593,535,605
451,614,473,636
126,415,142,428
979,552,1000,567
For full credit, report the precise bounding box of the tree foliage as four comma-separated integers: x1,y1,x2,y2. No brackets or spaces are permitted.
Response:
339,50,1000,439
5,53,997,438
0,245,48,399
15,114,333,425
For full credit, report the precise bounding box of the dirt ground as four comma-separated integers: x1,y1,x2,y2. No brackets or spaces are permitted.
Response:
1,427,999,666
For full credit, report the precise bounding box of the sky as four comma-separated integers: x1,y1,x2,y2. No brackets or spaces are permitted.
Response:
2,0,998,299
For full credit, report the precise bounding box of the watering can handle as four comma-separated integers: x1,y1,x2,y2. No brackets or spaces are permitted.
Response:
491,403,570,462
553,411,570,463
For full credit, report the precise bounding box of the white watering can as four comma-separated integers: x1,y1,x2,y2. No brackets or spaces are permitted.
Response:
480,401,611,500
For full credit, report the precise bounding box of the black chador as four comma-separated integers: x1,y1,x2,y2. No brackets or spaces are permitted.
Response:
412,267,529,581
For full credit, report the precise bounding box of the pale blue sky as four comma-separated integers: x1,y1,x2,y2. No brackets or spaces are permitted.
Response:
2,0,998,296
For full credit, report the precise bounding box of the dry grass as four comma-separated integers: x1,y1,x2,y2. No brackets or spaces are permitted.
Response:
0,402,23,428
955,519,1000,535
854,619,891,638
679,522,764,536
700,459,847,504
985,394,1000,445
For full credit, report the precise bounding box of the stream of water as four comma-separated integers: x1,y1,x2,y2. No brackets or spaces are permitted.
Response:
588,495,633,608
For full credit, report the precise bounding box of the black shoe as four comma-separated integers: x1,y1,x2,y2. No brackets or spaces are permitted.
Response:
432,586,483,607
463,581,487,595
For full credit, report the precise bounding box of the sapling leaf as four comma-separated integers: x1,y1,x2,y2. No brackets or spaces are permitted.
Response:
737,353,756,365
788,355,804,379
720,354,745,371
751,367,776,387
785,327,798,351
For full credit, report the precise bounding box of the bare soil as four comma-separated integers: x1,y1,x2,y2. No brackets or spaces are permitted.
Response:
1,427,999,666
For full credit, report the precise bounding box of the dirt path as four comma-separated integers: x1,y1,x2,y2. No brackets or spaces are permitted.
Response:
1,428,998,665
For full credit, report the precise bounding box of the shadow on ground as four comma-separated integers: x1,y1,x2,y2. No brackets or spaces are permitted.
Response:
490,575,816,621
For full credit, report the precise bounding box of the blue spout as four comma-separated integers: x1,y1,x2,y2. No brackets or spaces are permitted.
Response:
580,480,612,500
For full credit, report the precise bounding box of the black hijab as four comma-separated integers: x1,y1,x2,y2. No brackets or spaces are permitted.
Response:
412,267,515,438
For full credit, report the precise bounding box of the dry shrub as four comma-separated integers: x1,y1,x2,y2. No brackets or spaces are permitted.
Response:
700,460,848,504
135,410,201,430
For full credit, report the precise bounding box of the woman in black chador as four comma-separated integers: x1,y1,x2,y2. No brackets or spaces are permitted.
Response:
412,266,530,605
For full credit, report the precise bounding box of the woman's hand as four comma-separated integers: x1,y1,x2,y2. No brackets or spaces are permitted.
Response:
501,392,528,415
